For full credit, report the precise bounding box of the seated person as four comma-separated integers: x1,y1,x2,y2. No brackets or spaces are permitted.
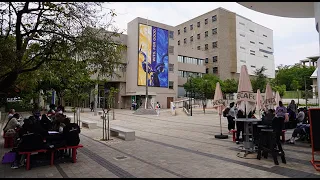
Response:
52,113,66,131
8,109,16,119
261,109,275,126
235,110,245,144
288,123,310,144
62,118,81,146
47,104,56,117
3,113,21,136
40,114,53,131
296,108,305,124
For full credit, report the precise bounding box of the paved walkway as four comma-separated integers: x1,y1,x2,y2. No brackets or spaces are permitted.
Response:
1,108,320,178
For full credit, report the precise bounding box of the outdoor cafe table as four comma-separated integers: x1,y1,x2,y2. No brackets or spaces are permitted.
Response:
233,118,262,157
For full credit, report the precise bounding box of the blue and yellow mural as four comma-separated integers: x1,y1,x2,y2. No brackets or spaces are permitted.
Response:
138,24,169,88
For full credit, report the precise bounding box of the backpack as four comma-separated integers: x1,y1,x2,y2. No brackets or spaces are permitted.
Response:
223,108,230,117
63,123,81,146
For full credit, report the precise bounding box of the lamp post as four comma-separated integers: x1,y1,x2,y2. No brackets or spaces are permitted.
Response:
145,18,149,109
187,75,193,116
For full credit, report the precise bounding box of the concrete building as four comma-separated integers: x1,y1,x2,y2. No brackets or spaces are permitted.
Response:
83,8,275,109
175,8,275,80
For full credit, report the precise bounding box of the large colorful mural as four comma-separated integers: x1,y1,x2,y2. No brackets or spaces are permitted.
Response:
138,24,169,88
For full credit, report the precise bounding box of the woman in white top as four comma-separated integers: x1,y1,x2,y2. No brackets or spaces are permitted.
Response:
156,102,160,116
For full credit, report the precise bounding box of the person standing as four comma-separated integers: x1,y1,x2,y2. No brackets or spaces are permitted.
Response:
90,101,94,112
156,102,161,116
227,102,237,133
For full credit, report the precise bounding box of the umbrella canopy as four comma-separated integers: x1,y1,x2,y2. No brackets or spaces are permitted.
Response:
256,89,263,112
236,65,256,114
212,82,225,115
264,82,276,110
275,91,281,107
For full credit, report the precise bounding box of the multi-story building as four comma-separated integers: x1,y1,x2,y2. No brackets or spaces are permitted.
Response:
78,8,275,109
175,7,275,80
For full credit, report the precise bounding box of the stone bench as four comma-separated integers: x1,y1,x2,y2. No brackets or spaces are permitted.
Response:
81,120,97,129
110,126,135,141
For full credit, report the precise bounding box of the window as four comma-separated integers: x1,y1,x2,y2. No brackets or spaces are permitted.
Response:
205,18,208,25
239,22,245,26
259,48,273,55
259,42,263,45
178,56,184,63
178,70,184,77
251,65,256,68
250,29,255,33
206,68,209,74
197,21,200,27
213,67,218,74
250,50,255,53
178,40,180,45
184,27,187,33
190,36,193,42
205,58,208,63
250,53,255,56
263,34,267,37
184,38,187,44
240,46,245,50
250,41,255,44
197,46,200,50
205,31,208,37
169,31,174,39
212,28,217,35
267,47,272,50
213,56,218,62
240,60,246,63
178,30,180,35
212,41,218,48
212,15,217,22
264,55,268,58
169,64,174,72
205,44,208,50
169,81,174,89
169,46,174,54
190,24,193,30
240,34,245,37
197,33,200,39
198,59,204,65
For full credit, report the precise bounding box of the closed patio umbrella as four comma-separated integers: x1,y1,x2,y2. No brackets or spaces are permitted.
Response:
275,91,281,108
236,65,256,116
264,83,276,110
213,82,228,139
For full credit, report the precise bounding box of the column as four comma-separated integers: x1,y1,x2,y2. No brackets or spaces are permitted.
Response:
314,2,320,105
312,85,317,99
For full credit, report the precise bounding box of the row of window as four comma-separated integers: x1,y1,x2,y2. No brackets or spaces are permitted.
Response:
204,56,218,63
178,15,217,35
179,28,218,44
178,41,218,50
239,34,272,50
178,70,203,78
205,67,218,74
239,46,273,56
178,55,204,65
238,22,269,38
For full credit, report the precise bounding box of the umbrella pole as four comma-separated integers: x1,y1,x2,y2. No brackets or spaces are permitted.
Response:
215,110,228,139
220,114,222,135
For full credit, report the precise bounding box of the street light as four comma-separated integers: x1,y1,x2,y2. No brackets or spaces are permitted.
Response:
187,74,193,116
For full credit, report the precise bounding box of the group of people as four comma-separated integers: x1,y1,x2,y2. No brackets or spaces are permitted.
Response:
2,106,80,169
224,100,310,145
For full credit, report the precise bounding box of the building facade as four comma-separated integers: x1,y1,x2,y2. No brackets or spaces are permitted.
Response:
175,8,275,80
87,8,274,109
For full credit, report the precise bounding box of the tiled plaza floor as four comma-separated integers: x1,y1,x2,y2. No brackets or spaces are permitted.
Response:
1,108,320,178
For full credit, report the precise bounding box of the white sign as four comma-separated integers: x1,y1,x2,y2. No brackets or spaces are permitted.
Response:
237,92,255,103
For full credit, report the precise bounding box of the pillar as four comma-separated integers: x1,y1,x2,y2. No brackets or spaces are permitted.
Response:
94,83,98,116
312,85,317,99
315,2,320,106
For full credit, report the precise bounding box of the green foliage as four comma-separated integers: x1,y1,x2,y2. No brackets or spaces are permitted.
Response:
273,64,315,91
221,79,238,94
271,85,286,97
251,66,268,92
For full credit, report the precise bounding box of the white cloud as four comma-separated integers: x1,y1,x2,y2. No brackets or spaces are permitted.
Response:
103,2,319,66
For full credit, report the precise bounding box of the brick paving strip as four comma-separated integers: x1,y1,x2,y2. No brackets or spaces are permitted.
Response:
80,134,187,178
135,136,320,178
79,146,136,178
55,164,69,178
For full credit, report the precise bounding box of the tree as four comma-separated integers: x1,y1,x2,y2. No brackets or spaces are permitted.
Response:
221,79,238,94
0,2,123,106
251,66,268,92
273,64,315,91
272,84,286,97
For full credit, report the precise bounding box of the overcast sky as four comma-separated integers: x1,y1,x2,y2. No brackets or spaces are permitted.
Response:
104,2,319,67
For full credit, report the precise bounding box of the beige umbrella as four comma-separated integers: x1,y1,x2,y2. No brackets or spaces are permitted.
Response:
264,83,276,110
236,65,256,116
213,82,228,139
275,91,281,108
256,89,263,118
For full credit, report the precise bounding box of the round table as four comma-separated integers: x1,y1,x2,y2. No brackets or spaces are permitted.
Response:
234,118,262,157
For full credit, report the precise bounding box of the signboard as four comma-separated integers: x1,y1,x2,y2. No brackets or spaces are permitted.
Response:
212,99,226,107
236,92,256,103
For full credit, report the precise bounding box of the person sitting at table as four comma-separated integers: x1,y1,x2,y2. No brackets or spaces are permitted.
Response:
52,113,66,131
235,110,245,144
11,117,47,169
62,118,81,146
287,123,310,144
40,114,53,131
296,108,305,124
261,109,275,126
3,113,21,136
